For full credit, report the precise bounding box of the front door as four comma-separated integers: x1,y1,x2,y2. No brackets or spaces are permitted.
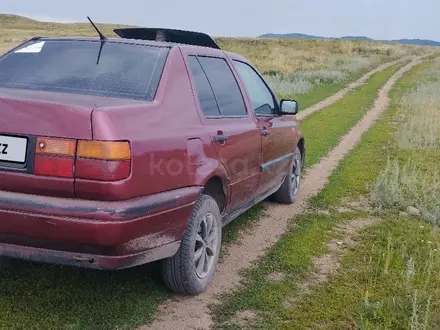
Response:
255,115,297,195
231,60,296,196
185,54,262,212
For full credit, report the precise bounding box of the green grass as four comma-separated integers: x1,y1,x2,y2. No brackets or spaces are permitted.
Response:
310,58,435,208
300,62,404,167
295,63,385,110
0,260,168,330
219,61,406,262
295,78,350,109
368,57,440,223
214,213,440,330
278,216,440,330
220,63,408,256
212,57,438,330
213,212,355,330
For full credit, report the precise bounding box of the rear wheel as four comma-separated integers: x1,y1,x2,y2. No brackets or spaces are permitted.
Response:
271,148,302,204
161,194,222,295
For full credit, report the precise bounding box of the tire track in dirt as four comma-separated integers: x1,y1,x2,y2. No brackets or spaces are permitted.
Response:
142,56,423,330
296,56,411,121
282,217,381,310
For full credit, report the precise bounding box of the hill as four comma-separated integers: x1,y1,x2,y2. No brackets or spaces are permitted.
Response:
258,33,327,40
0,13,432,75
394,38,440,46
259,33,440,47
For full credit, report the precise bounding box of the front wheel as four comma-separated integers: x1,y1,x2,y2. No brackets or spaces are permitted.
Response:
161,194,222,295
271,148,302,204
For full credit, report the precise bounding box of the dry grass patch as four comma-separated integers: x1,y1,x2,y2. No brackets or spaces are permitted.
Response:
231,310,260,329
371,58,440,224
1,14,430,74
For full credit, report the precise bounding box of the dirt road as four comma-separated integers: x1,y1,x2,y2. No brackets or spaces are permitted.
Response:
142,56,423,330
296,56,411,120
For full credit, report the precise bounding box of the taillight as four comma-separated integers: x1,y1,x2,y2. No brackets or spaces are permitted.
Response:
33,138,131,181
34,138,76,178
75,141,131,181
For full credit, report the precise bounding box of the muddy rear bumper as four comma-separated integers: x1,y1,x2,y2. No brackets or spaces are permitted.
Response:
0,241,181,270
0,186,202,269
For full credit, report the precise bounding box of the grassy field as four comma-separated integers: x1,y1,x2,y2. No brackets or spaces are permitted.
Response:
213,55,440,330
300,62,405,166
0,14,431,105
220,61,406,261
219,67,409,267
0,13,439,330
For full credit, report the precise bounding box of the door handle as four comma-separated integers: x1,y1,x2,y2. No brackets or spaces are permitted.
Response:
261,129,270,137
213,135,229,142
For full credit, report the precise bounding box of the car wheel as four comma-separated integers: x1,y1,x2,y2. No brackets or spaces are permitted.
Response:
271,148,302,204
161,194,222,295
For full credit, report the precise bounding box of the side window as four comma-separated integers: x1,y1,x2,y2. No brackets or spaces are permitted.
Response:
197,56,247,117
233,60,276,115
187,56,220,116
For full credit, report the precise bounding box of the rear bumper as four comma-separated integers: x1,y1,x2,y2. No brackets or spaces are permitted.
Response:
0,241,181,270
0,186,202,269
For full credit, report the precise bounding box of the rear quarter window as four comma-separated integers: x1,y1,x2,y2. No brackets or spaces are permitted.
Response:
0,40,170,101
187,56,221,116
194,56,247,117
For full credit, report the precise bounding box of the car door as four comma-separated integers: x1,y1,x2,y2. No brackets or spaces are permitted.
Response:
232,59,297,197
185,53,262,212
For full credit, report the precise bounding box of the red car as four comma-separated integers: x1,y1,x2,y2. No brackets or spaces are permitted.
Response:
0,27,305,295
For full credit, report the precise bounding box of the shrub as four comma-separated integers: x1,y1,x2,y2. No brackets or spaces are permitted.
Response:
371,158,440,224
396,82,440,149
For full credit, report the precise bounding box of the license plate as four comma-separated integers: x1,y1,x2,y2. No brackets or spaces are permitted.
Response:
0,135,28,164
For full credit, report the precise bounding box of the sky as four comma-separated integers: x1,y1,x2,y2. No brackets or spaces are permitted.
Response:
1,0,438,41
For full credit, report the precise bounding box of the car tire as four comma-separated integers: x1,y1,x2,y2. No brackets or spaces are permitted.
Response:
161,194,222,295
271,148,302,204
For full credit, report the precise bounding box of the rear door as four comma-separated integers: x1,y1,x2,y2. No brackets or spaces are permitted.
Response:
231,60,296,196
184,52,262,212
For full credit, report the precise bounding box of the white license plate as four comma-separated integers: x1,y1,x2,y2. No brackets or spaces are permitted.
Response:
0,135,28,163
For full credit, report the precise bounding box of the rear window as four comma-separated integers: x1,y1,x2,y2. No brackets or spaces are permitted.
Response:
0,40,169,101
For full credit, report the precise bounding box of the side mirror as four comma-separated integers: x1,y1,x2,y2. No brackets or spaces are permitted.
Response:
280,99,298,115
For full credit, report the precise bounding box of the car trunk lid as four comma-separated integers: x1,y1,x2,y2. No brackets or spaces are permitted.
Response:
0,88,94,138
0,89,94,197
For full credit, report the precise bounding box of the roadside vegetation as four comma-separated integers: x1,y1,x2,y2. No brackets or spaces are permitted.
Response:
213,56,440,330
300,62,404,166
263,56,380,107
220,62,405,260
371,59,440,223
217,37,427,106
